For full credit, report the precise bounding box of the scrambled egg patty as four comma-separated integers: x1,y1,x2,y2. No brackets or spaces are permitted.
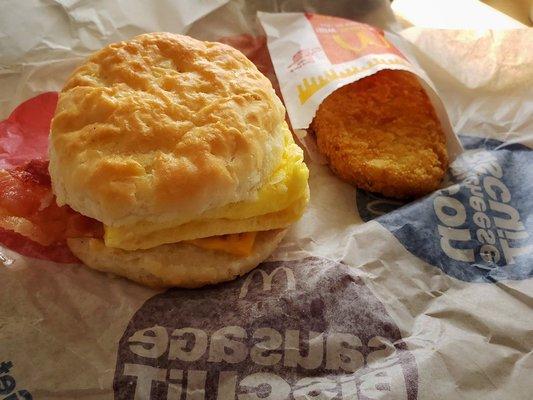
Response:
104,124,309,250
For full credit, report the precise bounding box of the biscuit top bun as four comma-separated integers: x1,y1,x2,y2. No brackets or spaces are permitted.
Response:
49,33,286,226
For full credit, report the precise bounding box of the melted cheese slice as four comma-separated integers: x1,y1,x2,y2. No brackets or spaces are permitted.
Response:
104,125,309,251
187,232,258,256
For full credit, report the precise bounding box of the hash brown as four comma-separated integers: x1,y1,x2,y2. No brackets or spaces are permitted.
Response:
311,69,448,199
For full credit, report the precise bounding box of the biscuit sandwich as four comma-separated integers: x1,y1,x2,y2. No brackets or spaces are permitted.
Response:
47,32,309,288
311,69,448,199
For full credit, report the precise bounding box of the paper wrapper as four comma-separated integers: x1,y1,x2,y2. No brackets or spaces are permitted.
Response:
257,12,463,163
1,1,533,399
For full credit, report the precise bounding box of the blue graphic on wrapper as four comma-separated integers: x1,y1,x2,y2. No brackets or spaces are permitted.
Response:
356,135,533,283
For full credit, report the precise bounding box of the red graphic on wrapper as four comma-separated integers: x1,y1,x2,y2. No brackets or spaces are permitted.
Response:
0,92,57,169
288,47,322,72
0,92,81,263
306,13,404,64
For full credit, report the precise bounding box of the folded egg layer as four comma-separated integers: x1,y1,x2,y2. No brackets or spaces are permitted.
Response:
104,124,309,250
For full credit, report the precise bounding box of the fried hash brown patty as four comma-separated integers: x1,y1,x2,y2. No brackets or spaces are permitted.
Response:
311,70,448,199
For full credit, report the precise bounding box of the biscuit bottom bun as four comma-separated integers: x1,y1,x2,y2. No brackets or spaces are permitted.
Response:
68,230,287,288
47,32,309,288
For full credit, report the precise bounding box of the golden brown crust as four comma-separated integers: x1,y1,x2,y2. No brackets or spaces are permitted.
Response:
50,32,286,226
311,70,448,199
67,229,287,288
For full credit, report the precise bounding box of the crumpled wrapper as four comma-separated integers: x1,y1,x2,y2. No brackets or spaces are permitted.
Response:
1,1,532,400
